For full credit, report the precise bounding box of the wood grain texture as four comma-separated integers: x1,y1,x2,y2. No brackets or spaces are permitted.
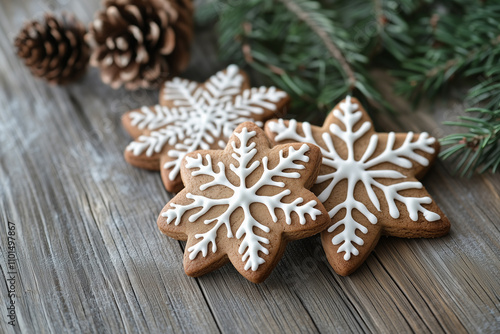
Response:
0,1,499,333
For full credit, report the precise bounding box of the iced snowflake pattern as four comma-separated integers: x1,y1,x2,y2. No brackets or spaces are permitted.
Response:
161,126,323,271
125,65,288,182
268,96,441,261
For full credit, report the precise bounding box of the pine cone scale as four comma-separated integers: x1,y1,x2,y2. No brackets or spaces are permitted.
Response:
147,21,160,46
159,27,175,55
116,37,129,51
106,6,126,27
127,25,143,44
123,5,143,26
114,51,131,68
120,63,141,81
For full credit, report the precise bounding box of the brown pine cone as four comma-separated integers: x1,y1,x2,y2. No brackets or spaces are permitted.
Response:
87,0,194,90
14,13,90,85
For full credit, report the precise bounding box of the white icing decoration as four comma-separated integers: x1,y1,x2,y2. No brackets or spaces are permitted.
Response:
126,65,288,181
268,96,441,261
161,127,322,271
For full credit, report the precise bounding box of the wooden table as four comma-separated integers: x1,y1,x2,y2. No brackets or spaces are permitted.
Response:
1,1,499,333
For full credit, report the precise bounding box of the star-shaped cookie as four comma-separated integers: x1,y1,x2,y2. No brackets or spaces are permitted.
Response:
157,122,329,283
265,96,450,275
122,65,290,193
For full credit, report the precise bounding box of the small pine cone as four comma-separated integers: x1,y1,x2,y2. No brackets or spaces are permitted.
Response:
87,0,194,90
14,13,90,85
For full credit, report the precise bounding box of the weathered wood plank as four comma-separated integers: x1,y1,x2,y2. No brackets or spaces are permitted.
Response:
0,1,499,333
0,2,219,333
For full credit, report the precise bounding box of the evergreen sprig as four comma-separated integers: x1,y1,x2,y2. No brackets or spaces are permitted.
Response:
395,1,500,175
196,0,500,175
440,108,500,176
395,2,500,103
198,0,389,115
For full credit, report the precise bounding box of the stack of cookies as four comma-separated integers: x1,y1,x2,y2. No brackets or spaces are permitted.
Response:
122,65,450,283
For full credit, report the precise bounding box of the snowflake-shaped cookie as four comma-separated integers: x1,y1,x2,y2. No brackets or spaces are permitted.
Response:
157,122,329,283
122,65,289,192
265,96,450,275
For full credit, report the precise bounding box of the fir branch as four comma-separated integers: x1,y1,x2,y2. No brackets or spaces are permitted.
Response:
277,0,357,89
196,0,500,176
394,3,500,102
440,108,500,176
334,0,419,61
394,1,500,175
467,75,500,110
198,0,389,114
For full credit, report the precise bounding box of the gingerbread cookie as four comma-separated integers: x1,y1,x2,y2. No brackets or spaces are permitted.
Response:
157,122,329,283
265,96,450,276
123,65,290,193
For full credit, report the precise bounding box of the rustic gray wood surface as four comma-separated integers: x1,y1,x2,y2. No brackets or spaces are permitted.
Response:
1,1,499,333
